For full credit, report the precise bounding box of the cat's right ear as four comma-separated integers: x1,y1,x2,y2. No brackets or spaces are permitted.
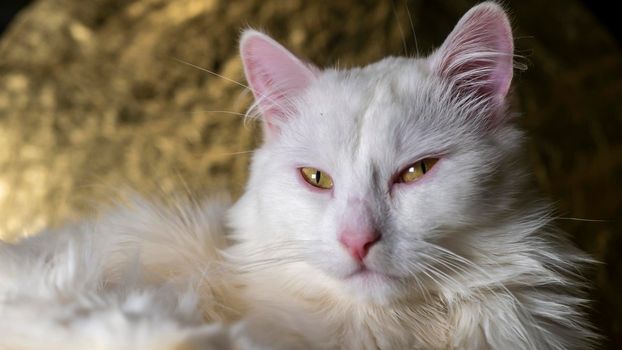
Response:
429,2,514,125
240,30,317,138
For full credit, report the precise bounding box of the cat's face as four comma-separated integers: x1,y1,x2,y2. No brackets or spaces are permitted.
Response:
235,3,518,303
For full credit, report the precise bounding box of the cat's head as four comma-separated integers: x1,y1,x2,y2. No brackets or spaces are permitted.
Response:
233,2,523,303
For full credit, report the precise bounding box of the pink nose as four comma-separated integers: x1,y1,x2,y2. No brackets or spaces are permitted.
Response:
339,230,381,261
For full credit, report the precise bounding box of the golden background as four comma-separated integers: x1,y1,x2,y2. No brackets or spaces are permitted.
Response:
0,0,620,347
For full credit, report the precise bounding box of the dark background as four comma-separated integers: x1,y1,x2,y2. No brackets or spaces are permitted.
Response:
2,1,620,41
0,2,32,33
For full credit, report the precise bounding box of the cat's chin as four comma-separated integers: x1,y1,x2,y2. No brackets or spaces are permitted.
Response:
344,266,396,281
338,267,404,304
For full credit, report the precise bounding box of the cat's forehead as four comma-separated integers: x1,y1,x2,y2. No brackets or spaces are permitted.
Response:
314,57,430,115
282,57,455,167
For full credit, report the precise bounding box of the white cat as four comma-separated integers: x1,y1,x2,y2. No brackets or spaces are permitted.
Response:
0,2,596,349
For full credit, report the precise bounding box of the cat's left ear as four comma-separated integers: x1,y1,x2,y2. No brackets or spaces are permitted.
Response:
240,30,318,137
429,2,514,116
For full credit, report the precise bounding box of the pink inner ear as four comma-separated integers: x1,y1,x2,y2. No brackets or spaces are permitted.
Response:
240,30,316,133
431,3,514,104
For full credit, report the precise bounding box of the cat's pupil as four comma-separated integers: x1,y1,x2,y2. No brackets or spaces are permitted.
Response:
314,170,321,184
421,161,427,174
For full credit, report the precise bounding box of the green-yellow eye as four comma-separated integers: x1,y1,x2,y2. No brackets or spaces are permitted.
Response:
399,158,439,183
300,167,334,189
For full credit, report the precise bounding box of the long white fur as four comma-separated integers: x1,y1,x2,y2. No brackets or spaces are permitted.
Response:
0,197,239,349
0,2,595,349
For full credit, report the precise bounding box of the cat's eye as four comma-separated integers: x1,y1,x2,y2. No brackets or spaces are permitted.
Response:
398,158,439,183
300,167,334,189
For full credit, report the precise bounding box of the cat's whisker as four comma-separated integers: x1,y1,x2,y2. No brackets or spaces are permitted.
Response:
413,249,486,289
201,110,247,116
226,244,310,257
194,110,260,121
403,0,419,57
172,57,249,90
172,57,290,121
419,243,535,319
226,239,335,273
236,256,307,273
552,217,608,223
423,253,509,303
416,265,445,293
408,268,432,303
415,255,464,292
391,0,409,56
419,252,467,281
211,150,256,157
236,249,306,260
240,239,325,251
